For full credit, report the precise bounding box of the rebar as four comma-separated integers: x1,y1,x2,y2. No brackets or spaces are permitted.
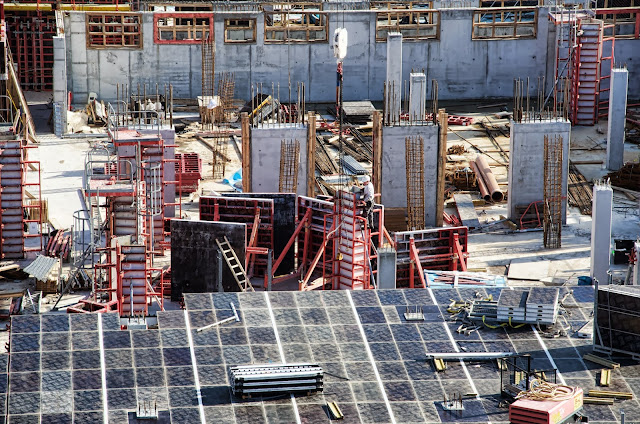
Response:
201,36,216,129
543,134,563,249
212,133,230,180
279,139,300,193
405,136,425,230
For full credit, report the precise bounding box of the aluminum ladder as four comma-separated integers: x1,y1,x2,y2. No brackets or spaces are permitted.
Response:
216,236,254,292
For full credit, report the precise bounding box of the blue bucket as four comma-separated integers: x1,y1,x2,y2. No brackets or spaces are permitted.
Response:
577,276,592,286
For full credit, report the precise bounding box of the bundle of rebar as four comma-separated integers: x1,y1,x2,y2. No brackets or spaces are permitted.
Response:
470,155,503,202
406,136,425,230
279,139,300,193
543,135,563,249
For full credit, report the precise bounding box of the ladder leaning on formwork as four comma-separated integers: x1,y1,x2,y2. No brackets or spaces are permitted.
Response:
216,236,255,292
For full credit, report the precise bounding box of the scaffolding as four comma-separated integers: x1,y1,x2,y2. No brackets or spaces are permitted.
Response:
543,135,563,249
278,139,300,193
405,135,425,230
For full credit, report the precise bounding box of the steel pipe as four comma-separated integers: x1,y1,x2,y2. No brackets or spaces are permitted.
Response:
469,160,490,202
475,155,504,202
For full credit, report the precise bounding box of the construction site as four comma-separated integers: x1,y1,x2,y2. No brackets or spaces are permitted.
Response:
0,0,638,422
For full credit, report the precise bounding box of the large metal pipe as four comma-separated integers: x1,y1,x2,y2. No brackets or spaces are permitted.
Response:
469,160,490,202
475,155,504,202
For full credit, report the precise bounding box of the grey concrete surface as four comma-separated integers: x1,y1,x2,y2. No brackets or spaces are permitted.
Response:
606,67,629,171
386,32,402,121
250,124,308,195
508,119,571,224
381,124,439,227
635,241,640,286
377,247,397,289
60,7,629,104
591,182,613,285
409,72,427,122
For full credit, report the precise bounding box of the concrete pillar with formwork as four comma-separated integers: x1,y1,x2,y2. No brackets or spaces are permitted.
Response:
53,35,67,136
508,119,571,225
606,67,629,171
590,181,613,285
377,247,397,289
634,241,640,286
409,72,427,122
386,32,403,123
241,121,313,195
379,124,442,228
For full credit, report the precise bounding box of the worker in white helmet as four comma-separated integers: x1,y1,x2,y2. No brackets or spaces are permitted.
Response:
362,175,374,229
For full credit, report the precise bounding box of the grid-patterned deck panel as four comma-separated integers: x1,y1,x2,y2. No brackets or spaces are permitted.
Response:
4,287,630,423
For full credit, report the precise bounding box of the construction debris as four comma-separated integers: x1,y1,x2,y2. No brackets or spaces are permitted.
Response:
568,161,593,215
606,162,640,191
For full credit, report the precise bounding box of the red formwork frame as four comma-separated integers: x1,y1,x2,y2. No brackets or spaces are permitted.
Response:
112,134,176,253
200,196,275,277
393,226,469,289
5,10,55,91
0,137,42,259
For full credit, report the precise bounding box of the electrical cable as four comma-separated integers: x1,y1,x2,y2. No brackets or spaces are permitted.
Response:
515,379,578,402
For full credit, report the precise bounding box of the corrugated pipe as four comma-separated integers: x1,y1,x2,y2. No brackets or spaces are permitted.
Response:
469,160,490,202
475,155,504,202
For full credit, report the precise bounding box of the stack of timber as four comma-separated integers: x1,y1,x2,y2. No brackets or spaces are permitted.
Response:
568,161,592,215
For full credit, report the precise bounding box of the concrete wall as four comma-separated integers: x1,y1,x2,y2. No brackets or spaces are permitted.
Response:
381,124,440,227
508,119,571,224
65,7,565,103
250,124,308,195
53,35,67,134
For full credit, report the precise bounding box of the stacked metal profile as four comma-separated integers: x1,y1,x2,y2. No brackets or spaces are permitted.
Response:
497,290,528,322
525,287,560,324
229,364,323,397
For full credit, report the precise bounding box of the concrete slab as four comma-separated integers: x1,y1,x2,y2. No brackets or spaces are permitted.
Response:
508,258,551,281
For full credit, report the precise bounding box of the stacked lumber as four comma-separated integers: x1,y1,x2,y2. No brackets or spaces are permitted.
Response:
568,161,592,215
606,162,640,191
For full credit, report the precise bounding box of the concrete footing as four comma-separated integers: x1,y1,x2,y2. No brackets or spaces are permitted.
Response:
606,67,629,171
590,182,613,285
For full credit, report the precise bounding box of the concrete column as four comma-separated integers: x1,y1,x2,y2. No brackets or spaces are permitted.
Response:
408,73,426,122
590,182,613,285
53,35,68,136
377,247,397,289
634,241,640,286
606,68,629,171
386,32,402,122
508,120,571,224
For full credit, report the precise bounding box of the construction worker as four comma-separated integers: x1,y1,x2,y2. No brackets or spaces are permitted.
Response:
362,175,375,229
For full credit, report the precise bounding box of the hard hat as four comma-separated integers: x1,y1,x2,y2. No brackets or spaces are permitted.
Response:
363,175,371,183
